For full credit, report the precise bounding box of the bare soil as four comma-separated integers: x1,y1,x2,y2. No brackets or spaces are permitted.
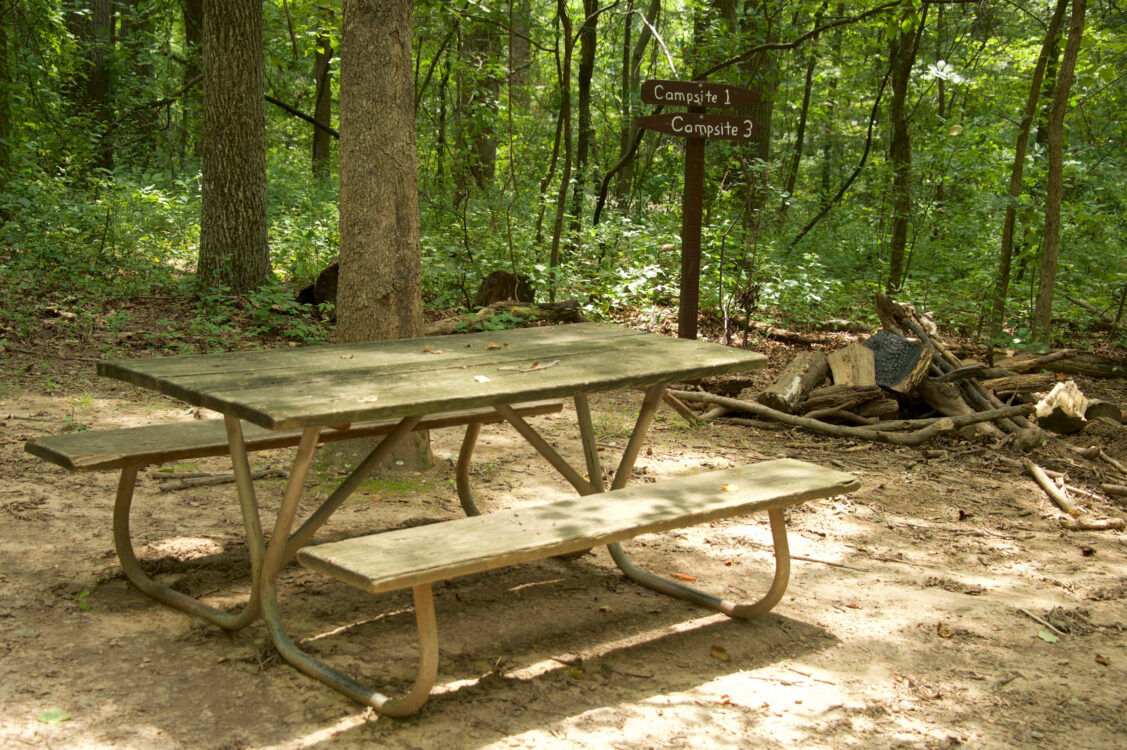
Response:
2,337,1126,749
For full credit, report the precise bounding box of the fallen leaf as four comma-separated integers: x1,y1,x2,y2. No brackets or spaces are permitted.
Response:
339,354,354,360
723,558,735,566
1095,654,1110,666
1037,630,1059,643
422,344,443,354
722,484,738,492
485,343,503,350
716,694,733,706
673,572,697,582
937,622,953,638
37,708,70,724
710,645,730,662
598,605,612,613
474,375,491,383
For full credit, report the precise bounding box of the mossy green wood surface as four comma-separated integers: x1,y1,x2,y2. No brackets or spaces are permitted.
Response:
25,402,563,472
297,459,859,594
98,324,767,430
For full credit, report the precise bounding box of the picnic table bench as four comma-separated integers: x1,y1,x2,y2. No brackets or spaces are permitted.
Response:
24,323,860,715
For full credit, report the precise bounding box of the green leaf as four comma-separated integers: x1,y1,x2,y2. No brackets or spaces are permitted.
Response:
1037,630,1059,643
37,708,71,724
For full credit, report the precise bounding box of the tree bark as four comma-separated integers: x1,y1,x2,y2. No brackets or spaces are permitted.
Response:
337,0,428,470
886,8,926,294
0,17,9,183
1033,0,1086,344
757,351,829,413
568,0,599,231
989,0,1068,339
198,0,270,294
548,0,574,302
337,0,424,343
312,11,334,178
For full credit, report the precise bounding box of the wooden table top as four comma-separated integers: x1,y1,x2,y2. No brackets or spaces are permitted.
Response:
98,323,767,430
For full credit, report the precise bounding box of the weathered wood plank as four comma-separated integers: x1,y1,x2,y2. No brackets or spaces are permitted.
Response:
297,459,860,595
98,323,638,386
99,324,767,430
25,401,564,472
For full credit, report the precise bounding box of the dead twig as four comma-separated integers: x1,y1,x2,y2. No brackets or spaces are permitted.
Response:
1017,608,1066,636
661,392,700,426
159,467,287,492
1023,458,1082,516
1061,517,1126,531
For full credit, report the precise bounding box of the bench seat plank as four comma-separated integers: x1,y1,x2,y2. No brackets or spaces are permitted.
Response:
24,401,563,472
297,459,860,595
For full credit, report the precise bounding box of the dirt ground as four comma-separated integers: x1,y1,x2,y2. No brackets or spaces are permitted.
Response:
2,340,1126,749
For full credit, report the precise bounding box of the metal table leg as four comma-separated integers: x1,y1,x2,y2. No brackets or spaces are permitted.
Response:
259,417,442,715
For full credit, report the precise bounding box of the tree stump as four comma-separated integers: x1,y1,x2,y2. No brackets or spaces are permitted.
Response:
473,271,534,308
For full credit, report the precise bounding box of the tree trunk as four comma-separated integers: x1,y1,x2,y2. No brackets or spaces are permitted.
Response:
180,0,203,161
568,0,599,232
1033,0,1086,344
198,0,269,294
615,0,660,203
510,0,532,110
886,9,925,294
337,0,428,470
548,0,574,303
989,0,1068,339
312,14,334,177
779,2,825,218
454,20,500,198
0,17,10,183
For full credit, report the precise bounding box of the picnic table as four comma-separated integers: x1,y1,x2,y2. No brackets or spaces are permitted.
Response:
27,322,860,715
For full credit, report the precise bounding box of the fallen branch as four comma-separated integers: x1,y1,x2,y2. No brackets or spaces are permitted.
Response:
159,467,287,492
1022,458,1081,516
1061,517,1126,531
1075,446,1127,476
661,392,700,425
670,390,954,446
1017,607,1067,637
868,403,1035,432
1101,484,1127,497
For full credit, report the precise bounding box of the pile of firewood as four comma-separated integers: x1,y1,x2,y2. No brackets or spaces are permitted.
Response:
669,295,1127,530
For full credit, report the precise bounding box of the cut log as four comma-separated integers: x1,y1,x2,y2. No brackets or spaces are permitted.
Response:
981,372,1057,394
827,344,876,386
1035,380,1089,434
800,384,898,422
938,365,1014,383
917,378,1005,440
998,351,1125,378
863,329,933,394
756,351,829,414
1085,400,1123,424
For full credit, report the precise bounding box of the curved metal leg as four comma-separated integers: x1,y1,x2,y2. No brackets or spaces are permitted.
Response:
608,506,792,619
260,421,440,714
263,581,440,716
456,422,483,516
112,464,264,631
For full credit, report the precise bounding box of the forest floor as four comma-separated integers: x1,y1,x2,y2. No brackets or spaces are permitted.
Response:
2,308,1127,749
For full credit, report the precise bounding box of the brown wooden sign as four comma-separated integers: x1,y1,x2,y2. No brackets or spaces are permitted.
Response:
641,79,760,109
635,113,756,142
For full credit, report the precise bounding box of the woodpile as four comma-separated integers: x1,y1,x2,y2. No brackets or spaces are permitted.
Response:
670,294,1127,532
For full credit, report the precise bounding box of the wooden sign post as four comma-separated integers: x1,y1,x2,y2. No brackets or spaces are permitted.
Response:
637,80,759,339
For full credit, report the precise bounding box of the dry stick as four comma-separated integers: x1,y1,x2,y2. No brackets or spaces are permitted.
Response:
1023,458,1082,516
869,403,1035,432
1102,484,1127,497
670,390,954,446
723,417,791,431
1062,517,1126,531
661,392,700,426
159,467,287,492
700,406,731,421
1017,607,1067,636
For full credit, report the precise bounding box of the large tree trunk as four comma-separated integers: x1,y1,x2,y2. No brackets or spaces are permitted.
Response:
989,0,1068,339
337,0,428,470
198,0,269,294
548,0,574,302
1033,0,1086,344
